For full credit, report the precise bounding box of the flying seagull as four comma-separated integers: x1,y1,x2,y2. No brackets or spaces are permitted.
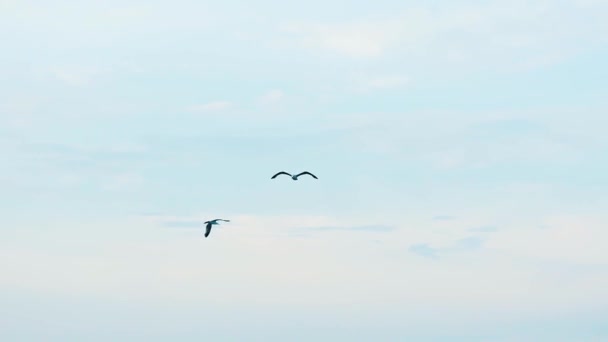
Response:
271,171,318,180
204,219,230,238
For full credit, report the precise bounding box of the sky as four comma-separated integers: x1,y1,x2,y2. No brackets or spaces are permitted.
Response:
1,0,608,340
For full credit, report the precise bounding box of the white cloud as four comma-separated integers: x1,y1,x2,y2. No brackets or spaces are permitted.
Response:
340,106,604,169
101,172,144,191
3,213,608,318
284,21,403,58
366,75,409,89
2,208,608,331
486,215,608,265
49,66,106,86
140,213,342,235
283,1,608,70
0,97,40,129
258,89,284,104
350,73,410,92
186,101,233,112
0,2,218,38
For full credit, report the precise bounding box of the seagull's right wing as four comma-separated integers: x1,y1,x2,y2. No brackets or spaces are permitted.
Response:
296,171,318,179
205,223,212,237
271,171,292,179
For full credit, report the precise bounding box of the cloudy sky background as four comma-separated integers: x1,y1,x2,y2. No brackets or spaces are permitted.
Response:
1,0,608,340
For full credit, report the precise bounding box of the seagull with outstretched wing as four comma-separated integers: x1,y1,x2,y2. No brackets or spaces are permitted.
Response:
271,171,318,180
271,171,292,179
203,219,230,238
294,171,318,179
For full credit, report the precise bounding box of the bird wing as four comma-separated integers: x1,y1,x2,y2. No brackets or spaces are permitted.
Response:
271,171,292,179
204,222,212,237
210,219,230,223
295,171,318,179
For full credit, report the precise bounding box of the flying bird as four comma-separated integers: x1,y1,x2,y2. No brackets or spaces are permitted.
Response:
271,171,318,180
203,219,230,238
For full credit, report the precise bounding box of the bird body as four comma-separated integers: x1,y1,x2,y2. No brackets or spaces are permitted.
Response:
203,219,230,238
271,171,318,180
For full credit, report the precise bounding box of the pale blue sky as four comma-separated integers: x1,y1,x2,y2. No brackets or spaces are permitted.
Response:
1,0,608,340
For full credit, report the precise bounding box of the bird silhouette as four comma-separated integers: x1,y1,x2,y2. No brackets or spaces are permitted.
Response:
271,171,318,180
203,219,230,238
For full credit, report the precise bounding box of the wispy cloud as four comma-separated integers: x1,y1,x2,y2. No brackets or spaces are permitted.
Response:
433,215,456,221
351,74,410,92
453,236,484,250
162,220,204,228
139,214,344,234
186,101,233,112
408,112,583,169
408,243,438,259
101,172,144,191
284,21,402,58
18,141,148,165
49,66,107,86
258,89,284,105
365,75,409,89
486,215,608,264
409,236,485,259
301,225,395,233
284,1,608,70
467,119,547,140
139,214,206,227
469,226,499,233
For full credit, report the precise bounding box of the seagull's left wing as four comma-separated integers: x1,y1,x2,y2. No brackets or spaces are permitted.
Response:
271,171,291,179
